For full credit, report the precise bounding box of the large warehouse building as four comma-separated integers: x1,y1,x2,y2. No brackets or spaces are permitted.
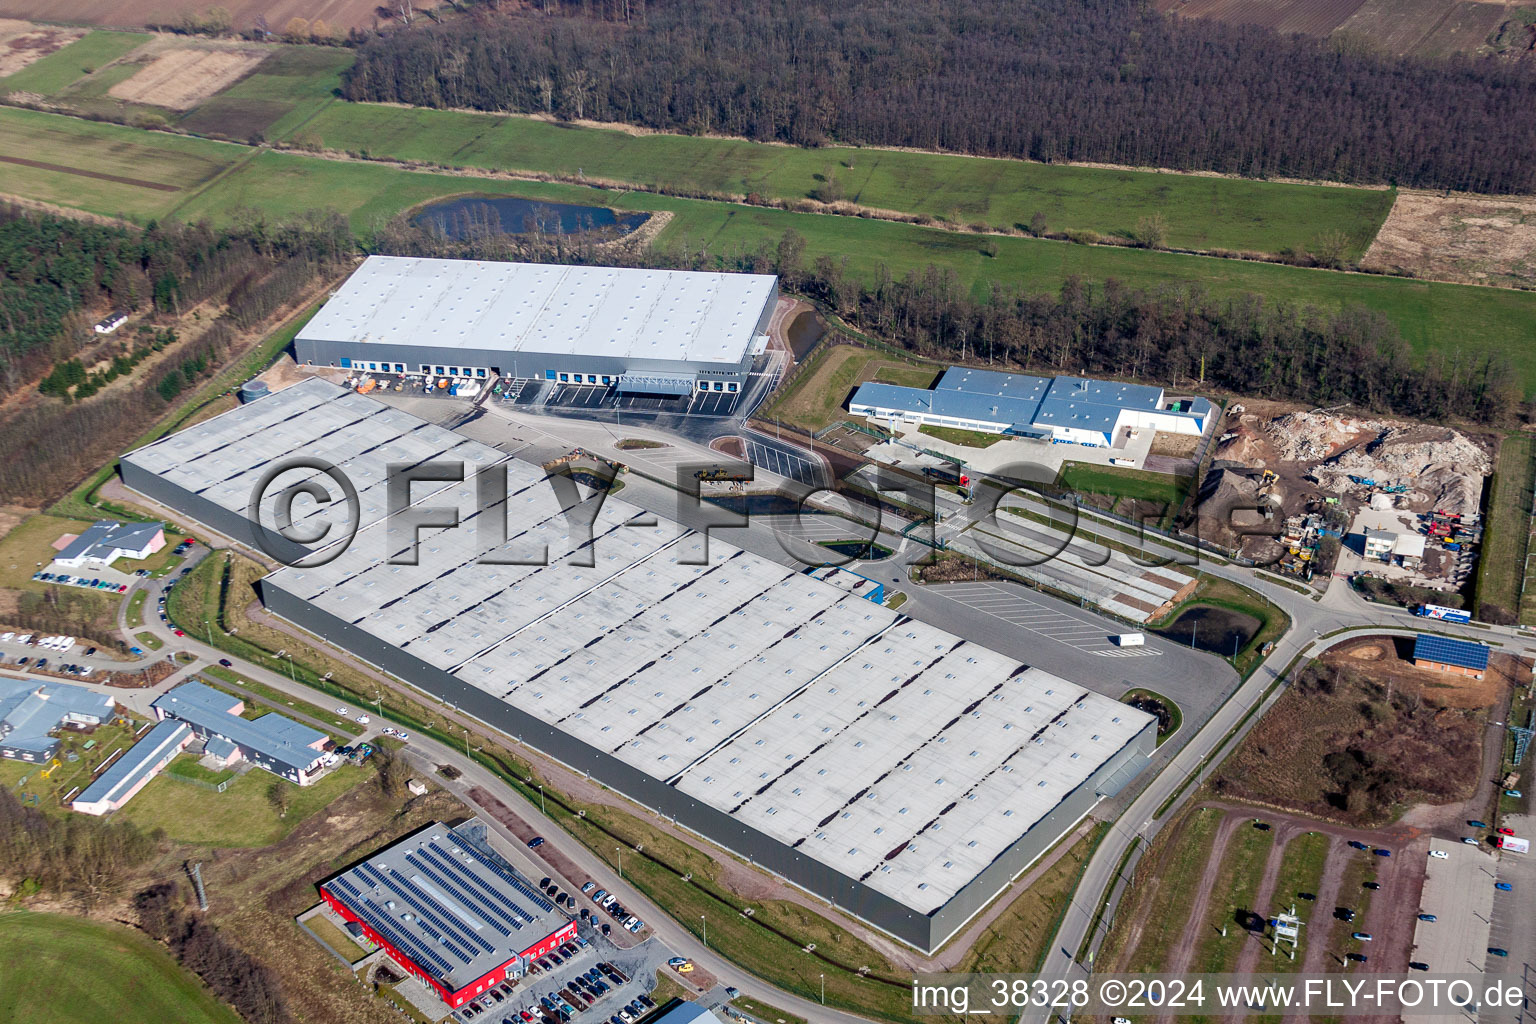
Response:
850,366,1214,448
294,256,778,397
321,818,575,1007
121,379,1155,952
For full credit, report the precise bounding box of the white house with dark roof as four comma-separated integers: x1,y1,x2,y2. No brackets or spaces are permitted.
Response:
53,520,165,569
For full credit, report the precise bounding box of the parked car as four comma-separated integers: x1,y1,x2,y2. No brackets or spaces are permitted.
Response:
1373,848,1391,857
1506,790,1523,798
1490,948,1509,957
1348,841,1368,850
1469,820,1489,829
1429,850,1448,859
1418,914,1437,922
1495,882,1513,891
1346,953,1368,963
1496,827,1515,836
528,837,546,848
1352,932,1372,941
1362,881,1380,890
582,882,596,893
1462,837,1479,845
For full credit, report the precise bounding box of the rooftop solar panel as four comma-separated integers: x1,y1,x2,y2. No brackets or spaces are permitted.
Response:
1412,633,1489,671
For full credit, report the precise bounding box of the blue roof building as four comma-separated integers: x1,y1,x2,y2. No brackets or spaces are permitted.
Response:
72,720,192,815
152,680,330,785
849,367,1213,448
1412,634,1490,676
0,678,115,763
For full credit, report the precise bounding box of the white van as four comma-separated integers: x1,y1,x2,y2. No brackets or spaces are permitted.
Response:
1116,633,1145,647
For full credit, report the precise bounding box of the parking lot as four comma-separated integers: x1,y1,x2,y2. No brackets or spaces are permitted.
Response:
451,927,676,1024
741,433,823,486
928,581,1165,657
1412,838,1498,975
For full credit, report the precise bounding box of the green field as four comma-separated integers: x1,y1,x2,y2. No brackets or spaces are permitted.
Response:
1478,433,1536,623
9,107,1536,390
0,107,242,218
298,103,1394,258
118,761,367,846
179,46,352,143
918,423,1003,448
1057,461,1191,506
175,149,1536,389
0,31,147,95
0,912,243,1024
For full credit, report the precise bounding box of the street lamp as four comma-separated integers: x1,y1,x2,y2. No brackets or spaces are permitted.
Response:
820,973,825,1005
203,619,213,646
538,784,545,815
615,845,622,878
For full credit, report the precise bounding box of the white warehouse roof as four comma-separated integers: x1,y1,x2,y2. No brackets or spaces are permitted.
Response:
297,256,777,365
125,379,1153,922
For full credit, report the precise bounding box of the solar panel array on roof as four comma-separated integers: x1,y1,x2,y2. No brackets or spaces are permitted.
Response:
322,821,566,990
1412,633,1489,671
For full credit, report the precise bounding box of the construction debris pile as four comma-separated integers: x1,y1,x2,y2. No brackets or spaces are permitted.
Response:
1195,404,1491,559
1217,410,1490,515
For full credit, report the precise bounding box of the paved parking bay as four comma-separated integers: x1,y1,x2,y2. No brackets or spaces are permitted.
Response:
1482,812,1536,1020
742,435,822,486
930,581,1164,657
461,931,672,1024
1411,838,1497,975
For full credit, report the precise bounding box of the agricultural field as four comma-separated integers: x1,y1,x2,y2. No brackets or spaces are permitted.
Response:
0,0,412,32
296,102,1396,259
0,106,242,218
106,44,267,111
1156,0,1536,55
178,45,351,142
0,27,144,93
1363,189,1536,288
1154,0,1369,37
10,108,1536,390
0,913,244,1024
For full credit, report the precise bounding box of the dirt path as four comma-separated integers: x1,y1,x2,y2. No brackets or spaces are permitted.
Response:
1165,812,1242,975
1231,824,1298,975
1297,837,1349,974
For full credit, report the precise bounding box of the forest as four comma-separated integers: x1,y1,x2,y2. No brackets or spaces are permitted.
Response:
377,217,1521,426
342,0,1536,193
0,208,354,506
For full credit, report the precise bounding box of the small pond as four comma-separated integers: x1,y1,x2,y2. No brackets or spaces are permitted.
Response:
786,308,826,361
414,195,649,240
1153,604,1260,657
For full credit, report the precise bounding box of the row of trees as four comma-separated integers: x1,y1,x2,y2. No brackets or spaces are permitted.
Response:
0,787,156,911
378,215,1521,425
342,0,1536,193
136,883,292,1024
0,209,356,506
0,205,353,398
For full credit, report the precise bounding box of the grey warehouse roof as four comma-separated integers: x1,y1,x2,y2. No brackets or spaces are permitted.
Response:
322,820,563,989
297,256,777,366
121,376,506,549
154,680,328,769
74,720,189,807
128,379,1154,918
0,678,114,755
